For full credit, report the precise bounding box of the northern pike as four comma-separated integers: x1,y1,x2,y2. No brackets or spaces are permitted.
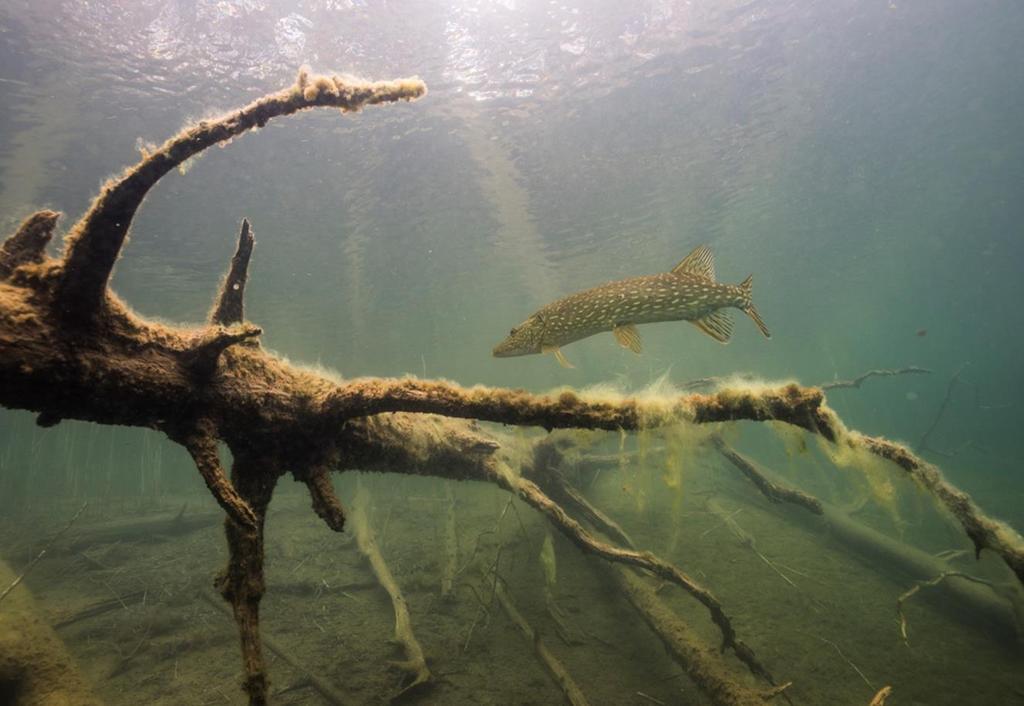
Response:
493,244,770,367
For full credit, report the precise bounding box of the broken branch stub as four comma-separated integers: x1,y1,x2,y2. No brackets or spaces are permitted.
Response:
210,219,255,326
0,210,59,280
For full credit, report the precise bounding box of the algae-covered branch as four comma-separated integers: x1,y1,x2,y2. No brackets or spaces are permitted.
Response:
1,70,1022,706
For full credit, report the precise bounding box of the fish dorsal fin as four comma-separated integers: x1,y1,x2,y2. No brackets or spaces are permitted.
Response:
671,244,715,280
613,323,643,354
689,309,733,344
543,345,575,369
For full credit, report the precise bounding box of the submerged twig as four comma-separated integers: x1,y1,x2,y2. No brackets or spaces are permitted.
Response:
818,637,872,689
896,571,995,643
0,502,87,606
351,484,432,697
493,579,591,706
821,366,930,390
917,363,967,455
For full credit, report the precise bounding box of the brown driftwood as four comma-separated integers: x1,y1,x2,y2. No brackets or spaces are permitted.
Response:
351,484,432,697
3,68,1023,705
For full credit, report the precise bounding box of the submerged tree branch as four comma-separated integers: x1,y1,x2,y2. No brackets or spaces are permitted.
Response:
3,70,1022,706
56,69,426,323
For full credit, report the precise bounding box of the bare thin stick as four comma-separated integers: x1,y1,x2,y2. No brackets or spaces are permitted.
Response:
493,580,591,706
0,501,87,605
896,571,995,642
917,363,967,454
821,367,930,390
818,637,872,689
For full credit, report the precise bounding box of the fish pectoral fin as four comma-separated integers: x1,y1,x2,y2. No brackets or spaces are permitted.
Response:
671,244,715,281
543,345,575,369
613,324,643,354
689,310,733,344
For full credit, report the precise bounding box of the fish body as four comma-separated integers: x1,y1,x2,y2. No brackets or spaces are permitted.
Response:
493,245,770,366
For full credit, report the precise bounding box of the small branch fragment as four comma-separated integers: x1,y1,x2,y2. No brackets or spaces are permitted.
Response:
706,498,797,588
301,465,346,532
710,435,823,515
441,482,457,599
351,484,432,697
493,579,591,706
917,363,966,455
186,323,262,377
869,686,893,706
896,571,995,642
176,422,257,532
818,637,872,689
0,210,59,280
821,366,930,390
56,70,426,323
210,219,255,326
0,502,87,606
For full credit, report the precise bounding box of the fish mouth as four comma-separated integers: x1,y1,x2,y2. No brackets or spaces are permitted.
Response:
493,341,530,357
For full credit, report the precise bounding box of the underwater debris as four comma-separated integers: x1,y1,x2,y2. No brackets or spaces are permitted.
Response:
351,484,432,697
2,69,1023,706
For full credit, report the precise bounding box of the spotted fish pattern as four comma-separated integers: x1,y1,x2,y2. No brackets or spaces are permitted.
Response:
492,244,770,367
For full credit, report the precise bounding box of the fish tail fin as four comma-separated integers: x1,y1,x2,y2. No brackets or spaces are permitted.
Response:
739,274,771,338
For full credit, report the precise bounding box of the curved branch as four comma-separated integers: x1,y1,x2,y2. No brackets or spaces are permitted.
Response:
174,421,257,531
489,462,775,684
854,433,1024,584
210,219,255,326
56,70,426,322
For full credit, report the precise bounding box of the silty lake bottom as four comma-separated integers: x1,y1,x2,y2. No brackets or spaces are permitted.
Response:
0,1,1023,705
